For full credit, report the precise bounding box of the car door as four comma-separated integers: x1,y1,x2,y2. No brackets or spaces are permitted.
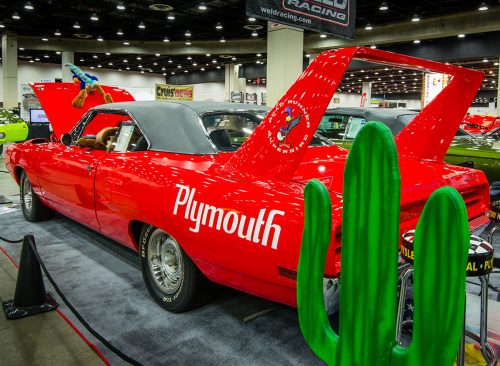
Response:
37,111,128,229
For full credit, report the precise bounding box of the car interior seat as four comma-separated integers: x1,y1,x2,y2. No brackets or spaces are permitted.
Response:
209,129,233,150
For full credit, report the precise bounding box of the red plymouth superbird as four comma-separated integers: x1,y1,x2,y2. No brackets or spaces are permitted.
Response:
4,47,489,312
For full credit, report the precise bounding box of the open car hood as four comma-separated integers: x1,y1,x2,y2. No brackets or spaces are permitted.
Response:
30,82,135,140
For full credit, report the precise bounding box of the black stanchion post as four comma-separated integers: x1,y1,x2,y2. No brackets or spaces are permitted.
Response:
2,235,58,319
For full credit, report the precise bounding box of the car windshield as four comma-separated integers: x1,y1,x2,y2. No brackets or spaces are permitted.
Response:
202,111,332,152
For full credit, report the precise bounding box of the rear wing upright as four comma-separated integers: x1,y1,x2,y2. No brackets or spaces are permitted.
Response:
221,47,484,183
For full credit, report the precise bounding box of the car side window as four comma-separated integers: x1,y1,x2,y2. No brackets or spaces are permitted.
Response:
202,113,261,151
76,112,131,151
345,117,367,139
318,114,348,139
109,122,148,153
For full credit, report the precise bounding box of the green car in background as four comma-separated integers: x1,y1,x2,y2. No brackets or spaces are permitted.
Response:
0,108,29,155
319,107,500,183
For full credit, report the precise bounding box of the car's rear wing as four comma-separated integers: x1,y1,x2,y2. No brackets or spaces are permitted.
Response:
221,47,484,183
30,82,135,140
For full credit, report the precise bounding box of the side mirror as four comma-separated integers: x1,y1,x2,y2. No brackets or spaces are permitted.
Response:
61,133,73,146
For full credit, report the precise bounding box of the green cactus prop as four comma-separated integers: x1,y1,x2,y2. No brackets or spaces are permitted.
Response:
298,122,470,366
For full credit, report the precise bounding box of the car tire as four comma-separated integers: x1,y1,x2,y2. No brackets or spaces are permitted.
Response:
20,171,54,222
139,225,211,313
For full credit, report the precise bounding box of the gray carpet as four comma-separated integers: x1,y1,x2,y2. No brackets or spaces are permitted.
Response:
0,204,322,366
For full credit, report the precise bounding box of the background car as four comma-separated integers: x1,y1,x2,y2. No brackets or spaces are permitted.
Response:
461,114,500,134
318,107,500,182
0,108,29,155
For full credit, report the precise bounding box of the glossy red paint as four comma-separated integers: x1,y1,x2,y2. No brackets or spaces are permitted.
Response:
462,114,500,134
30,82,135,139
5,47,489,308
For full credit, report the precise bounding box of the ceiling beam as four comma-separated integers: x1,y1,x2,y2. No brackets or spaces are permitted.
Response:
304,8,500,52
13,8,500,56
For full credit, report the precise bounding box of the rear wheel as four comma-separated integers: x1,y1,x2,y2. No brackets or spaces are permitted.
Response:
139,225,211,313
20,171,53,222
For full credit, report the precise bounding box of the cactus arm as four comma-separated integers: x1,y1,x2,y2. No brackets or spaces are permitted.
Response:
393,186,469,366
298,179,339,365
340,121,400,366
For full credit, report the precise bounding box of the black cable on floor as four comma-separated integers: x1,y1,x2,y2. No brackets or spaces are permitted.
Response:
0,170,9,174
2,235,143,366
0,235,24,243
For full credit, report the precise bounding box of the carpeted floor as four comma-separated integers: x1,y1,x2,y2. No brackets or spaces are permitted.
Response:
0,205,323,366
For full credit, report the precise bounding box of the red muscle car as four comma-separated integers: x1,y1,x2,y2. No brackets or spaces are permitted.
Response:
4,47,489,313
462,114,500,134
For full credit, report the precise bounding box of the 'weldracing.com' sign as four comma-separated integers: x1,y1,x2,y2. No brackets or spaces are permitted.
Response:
246,0,355,39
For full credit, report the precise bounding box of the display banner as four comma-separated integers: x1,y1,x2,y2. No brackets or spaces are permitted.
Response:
20,84,43,121
155,84,194,101
246,0,355,39
246,93,258,104
421,73,451,107
231,91,244,103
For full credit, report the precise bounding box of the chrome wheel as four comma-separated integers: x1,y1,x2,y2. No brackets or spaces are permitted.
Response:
22,178,33,214
147,230,183,294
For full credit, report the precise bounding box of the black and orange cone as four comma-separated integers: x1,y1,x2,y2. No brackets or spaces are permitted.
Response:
2,235,58,319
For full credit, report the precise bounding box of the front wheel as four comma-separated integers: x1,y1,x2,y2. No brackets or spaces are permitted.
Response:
19,171,53,222
139,225,211,313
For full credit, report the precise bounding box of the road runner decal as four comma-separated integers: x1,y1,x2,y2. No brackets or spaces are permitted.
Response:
173,184,285,249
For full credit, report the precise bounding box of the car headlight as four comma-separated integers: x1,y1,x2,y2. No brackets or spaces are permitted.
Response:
0,132,5,139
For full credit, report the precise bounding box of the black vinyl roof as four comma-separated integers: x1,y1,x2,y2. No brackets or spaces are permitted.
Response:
92,101,269,154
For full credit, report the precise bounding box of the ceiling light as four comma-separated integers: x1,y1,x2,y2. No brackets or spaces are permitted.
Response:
256,53,262,57
117,2,126,10
42,37,48,41
411,15,420,22
163,37,170,42
97,36,103,42
167,14,175,20
217,66,221,69
187,56,192,60
153,62,158,66
185,41,191,45
136,56,142,60
483,58,488,62
90,13,99,21
177,65,182,69
248,17,256,22
201,68,205,71
379,3,388,11
413,39,420,44
216,22,223,30
198,2,207,10
184,70,188,73
458,34,465,38
12,12,21,20
206,53,211,57
126,66,130,70
0,23,4,28
73,21,80,29
212,59,217,64
155,53,160,57
54,30,61,36
141,70,144,74
320,34,327,38
138,22,146,29
56,51,61,55
168,59,173,63
43,54,49,58
220,37,226,43
24,2,34,10
231,57,236,61
79,58,84,62
123,41,130,45
93,55,98,59
123,59,128,63
495,62,499,66
163,72,166,76
370,45,377,49
116,29,124,36
108,62,113,66
138,64,142,68
251,31,258,37
478,3,488,11
35,57,40,61
171,72,175,75
185,30,191,37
